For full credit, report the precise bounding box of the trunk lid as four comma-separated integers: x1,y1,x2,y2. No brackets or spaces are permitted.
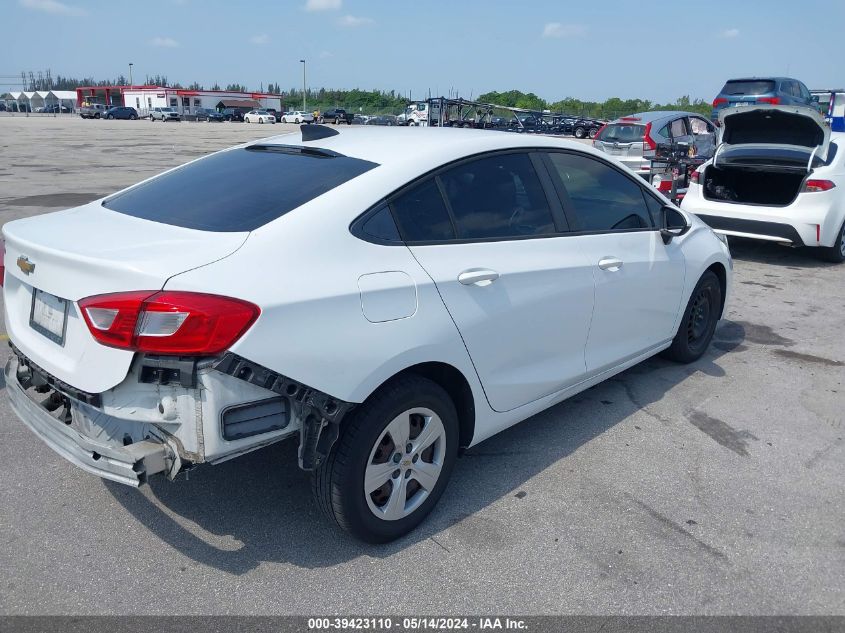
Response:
715,105,831,172
3,201,247,393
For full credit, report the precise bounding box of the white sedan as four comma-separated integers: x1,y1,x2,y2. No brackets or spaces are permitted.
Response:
281,110,314,124
2,126,731,542
243,110,276,124
682,104,845,263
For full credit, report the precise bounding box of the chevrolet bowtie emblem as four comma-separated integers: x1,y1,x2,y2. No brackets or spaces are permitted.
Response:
16,256,35,275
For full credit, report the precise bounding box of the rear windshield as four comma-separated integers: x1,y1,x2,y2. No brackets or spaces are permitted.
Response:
721,80,777,96
597,123,645,143
103,146,378,232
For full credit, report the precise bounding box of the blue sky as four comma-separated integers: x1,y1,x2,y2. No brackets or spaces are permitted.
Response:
2,0,843,103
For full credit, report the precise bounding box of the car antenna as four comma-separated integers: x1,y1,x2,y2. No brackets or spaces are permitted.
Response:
301,124,340,142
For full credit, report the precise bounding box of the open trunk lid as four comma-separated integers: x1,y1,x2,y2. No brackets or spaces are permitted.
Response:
3,202,247,393
715,105,830,172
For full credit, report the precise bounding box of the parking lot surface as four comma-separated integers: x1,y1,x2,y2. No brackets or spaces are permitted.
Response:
0,116,842,615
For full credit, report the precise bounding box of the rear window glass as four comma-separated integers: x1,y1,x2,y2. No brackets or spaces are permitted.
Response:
103,147,378,232
597,124,645,143
721,80,777,96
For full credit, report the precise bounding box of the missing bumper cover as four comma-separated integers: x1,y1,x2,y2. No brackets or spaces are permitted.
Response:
212,353,354,470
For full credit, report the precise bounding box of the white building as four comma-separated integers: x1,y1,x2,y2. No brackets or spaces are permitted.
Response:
76,85,284,116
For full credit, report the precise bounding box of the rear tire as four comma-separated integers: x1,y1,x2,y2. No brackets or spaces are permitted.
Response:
817,219,845,263
574,126,586,138
313,375,459,543
662,270,722,363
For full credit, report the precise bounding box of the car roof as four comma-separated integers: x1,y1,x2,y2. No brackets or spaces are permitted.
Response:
724,76,800,82
248,126,609,180
607,110,701,125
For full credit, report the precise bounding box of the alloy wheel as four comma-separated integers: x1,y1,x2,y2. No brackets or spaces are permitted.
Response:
364,407,446,521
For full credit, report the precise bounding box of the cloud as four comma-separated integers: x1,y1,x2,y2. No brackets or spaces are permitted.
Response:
719,27,740,38
304,0,340,10
250,33,270,45
542,22,587,38
338,14,374,27
18,0,85,16
149,36,180,48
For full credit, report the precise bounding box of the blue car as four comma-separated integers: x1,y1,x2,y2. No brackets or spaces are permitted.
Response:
104,106,139,120
711,77,816,122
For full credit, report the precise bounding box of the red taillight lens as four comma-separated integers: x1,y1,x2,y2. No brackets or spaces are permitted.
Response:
690,170,700,184
712,98,728,107
643,122,656,151
802,179,836,193
758,97,781,105
0,240,5,287
79,291,260,355
592,123,607,142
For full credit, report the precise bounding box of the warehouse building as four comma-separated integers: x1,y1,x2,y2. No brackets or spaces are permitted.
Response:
75,85,284,117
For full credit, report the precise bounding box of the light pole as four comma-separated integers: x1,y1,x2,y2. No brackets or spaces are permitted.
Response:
300,59,306,111
128,63,133,86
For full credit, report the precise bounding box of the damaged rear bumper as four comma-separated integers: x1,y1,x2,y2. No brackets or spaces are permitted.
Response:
5,355,172,486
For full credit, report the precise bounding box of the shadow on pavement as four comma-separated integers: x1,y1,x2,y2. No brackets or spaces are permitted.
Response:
726,236,831,269
107,321,745,574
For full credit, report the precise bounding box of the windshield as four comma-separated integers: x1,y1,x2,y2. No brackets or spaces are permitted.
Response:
721,80,777,96
102,147,379,232
162,108,175,112
597,124,645,143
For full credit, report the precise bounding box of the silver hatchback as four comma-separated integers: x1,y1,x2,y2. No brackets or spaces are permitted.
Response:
593,110,716,176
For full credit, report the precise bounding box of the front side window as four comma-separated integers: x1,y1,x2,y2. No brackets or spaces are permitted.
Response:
438,153,554,239
546,152,653,232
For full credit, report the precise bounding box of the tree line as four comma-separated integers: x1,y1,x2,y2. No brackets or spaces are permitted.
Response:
28,76,710,117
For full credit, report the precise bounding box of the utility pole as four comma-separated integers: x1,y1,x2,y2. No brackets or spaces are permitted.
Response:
300,59,306,111
128,63,133,86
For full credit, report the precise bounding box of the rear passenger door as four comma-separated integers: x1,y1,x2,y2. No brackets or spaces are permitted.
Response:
543,151,686,374
392,151,595,413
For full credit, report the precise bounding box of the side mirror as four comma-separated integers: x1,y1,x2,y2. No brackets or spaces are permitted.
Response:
660,206,691,244
811,95,820,103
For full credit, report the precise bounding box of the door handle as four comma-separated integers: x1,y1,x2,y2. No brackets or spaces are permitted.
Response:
458,269,500,286
598,257,624,271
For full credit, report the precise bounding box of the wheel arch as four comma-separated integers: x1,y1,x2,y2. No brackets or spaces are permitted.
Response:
705,261,728,318
370,361,476,451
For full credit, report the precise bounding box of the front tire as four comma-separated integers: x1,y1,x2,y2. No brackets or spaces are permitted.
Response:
574,126,586,138
817,219,845,263
662,270,722,363
313,375,458,543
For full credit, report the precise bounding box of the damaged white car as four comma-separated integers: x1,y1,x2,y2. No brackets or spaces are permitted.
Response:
3,126,731,542
682,104,845,263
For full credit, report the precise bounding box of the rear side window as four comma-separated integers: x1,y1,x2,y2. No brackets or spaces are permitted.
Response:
391,179,455,242
439,153,554,239
546,153,653,232
721,80,777,95
597,124,645,143
103,147,378,232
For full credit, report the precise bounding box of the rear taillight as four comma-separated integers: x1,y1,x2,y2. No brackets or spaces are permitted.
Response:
758,97,781,105
712,98,727,107
592,123,607,143
689,170,701,184
802,179,835,193
0,240,5,287
79,291,260,355
643,122,656,151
